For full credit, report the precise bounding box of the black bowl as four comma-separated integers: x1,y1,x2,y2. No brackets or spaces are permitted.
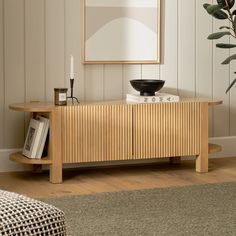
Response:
130,79,165,96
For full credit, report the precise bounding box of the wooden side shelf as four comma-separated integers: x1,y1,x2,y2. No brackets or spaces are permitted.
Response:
208,143,222,154
10,152,52,165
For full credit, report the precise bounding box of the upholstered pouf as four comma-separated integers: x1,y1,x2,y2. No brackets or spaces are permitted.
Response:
0,190,66,235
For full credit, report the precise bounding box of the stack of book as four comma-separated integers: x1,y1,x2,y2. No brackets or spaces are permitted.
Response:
126,93,180,103
22,115,49,159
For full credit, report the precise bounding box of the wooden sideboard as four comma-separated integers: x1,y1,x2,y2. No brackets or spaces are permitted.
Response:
9,99,222,183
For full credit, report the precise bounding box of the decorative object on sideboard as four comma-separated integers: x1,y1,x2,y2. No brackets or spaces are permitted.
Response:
203,0,236,93
35,115,49,159
130,79,165,96
22,118,44,159
67,55,79,104
54,88,68,106
22,116,49,159
126,93,179,103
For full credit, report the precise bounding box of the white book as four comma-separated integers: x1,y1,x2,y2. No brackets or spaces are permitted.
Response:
22,118,44,159
126,93,180,103
35,115,50,159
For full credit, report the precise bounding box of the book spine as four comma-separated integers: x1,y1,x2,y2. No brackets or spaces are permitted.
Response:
127,96,179,103
36,120,49,159
30,123,44,158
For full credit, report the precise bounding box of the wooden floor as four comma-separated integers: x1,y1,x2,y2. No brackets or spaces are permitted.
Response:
0,157,235,198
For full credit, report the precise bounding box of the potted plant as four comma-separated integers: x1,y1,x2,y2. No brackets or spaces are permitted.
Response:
203,0,236,92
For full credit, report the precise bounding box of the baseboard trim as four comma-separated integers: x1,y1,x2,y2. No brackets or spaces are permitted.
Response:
0,137,235,172
0,149,31,173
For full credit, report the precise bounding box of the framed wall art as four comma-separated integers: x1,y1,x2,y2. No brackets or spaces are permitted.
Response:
82,0,161,64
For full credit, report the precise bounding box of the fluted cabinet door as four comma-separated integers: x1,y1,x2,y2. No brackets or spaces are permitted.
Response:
133,102,201,159
61,104,132,163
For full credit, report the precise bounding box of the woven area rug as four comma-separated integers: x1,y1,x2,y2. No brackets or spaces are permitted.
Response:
41,182,236,236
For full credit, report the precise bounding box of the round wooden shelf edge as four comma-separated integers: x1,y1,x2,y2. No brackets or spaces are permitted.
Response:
10,152,52,165
208,143,222,154
9,102,56,112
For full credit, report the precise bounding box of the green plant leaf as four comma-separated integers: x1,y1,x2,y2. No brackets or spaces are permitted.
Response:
226,78,236,93
203,3,228,19
206,4,222,14
222,54,236,64
219,26,231,29
207,31,231,39
216,43,236,48
213,11,229,19
217,0,235,9
203,3,210,9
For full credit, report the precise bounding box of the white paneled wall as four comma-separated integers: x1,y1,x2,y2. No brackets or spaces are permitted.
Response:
160,0,178,95
4,0,25,148
0,0,4,147
178,0,196,98
0,0,235,149
196,0,214,136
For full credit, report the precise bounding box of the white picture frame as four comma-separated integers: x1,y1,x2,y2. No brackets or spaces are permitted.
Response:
22,118,44,159
82,0,161,64
35,115,49,159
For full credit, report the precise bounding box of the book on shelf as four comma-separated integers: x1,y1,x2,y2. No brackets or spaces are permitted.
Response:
126,93,180,103
35,115,49,159
22,118,44,159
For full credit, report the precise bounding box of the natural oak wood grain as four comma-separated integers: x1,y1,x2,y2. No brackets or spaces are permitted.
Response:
49,107,62,183
9,98,222,111
196,102,208,173
9,99,222,183
10,152,52,164
133,102,201,159
9,104,62,183
61,104,133,163
9,102,55,112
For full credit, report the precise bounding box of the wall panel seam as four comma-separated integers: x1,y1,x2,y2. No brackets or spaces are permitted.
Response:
63,0,66,87
121,64,124,98
194,0,196,98
43,0,46,101
211,0,214,136
102,65,104,100
2,0,5,147
177,0,179,95
23,0,26,136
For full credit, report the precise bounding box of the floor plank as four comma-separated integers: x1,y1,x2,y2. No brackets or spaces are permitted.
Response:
0,157,235,198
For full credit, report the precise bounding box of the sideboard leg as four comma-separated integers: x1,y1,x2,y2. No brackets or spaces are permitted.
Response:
49,107,62,184
169,156,181,164
196,153,208,173
50,164,62,184
196,102,208,173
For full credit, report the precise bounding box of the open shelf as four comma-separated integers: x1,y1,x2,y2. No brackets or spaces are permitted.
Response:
208,143,222,154
10,152,52,165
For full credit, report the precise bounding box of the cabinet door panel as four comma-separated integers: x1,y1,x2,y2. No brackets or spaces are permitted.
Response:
133,102,201,159
61,104,132,163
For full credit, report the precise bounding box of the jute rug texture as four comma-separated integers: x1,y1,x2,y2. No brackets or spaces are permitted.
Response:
42,182,236,236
